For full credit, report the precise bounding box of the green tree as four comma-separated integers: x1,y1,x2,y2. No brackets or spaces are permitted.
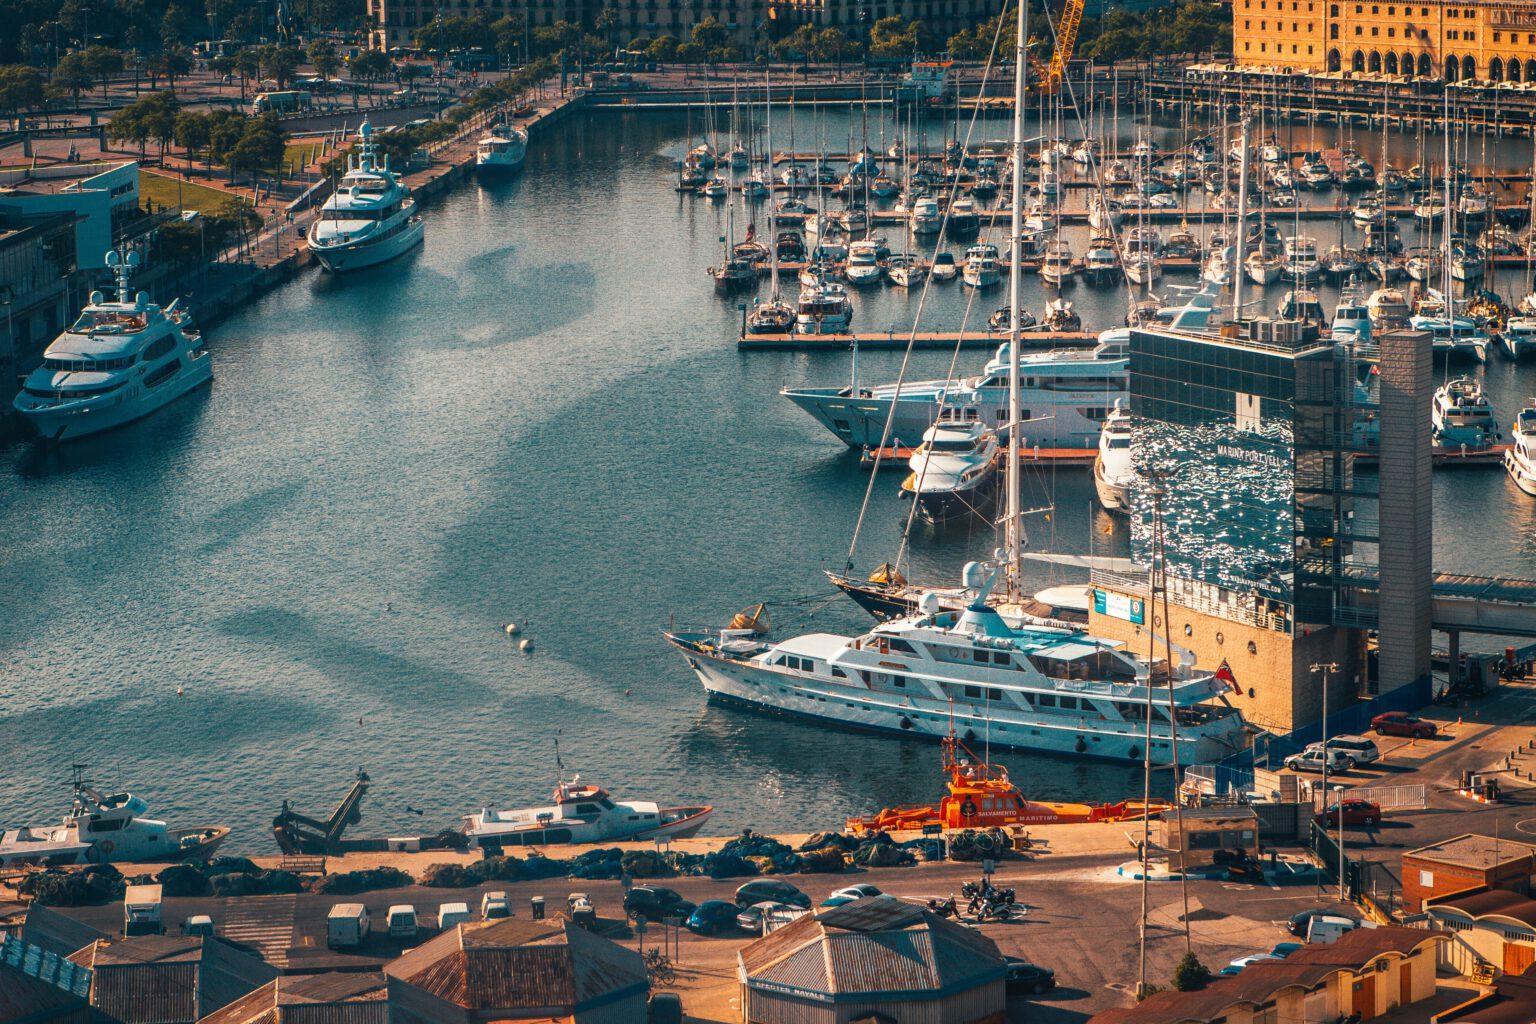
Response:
646,34,678,62
151,45,192,92
415,13,491,53
530,20,579,58
174,108,212,166
1172,953,1211,992
348,49,392,82
139,89,180,159
674,41,704,68
49,50,94,112
691,16,729,54
308,38,341,82
228,112,286,183
0,64,44,129
256,43,303,88
80,45,125,103
206,108,247,164
869,16,922,59
106,101,151,154
492,14,526,62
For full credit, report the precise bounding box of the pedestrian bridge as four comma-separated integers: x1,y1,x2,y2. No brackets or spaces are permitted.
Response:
1336,568,1536,638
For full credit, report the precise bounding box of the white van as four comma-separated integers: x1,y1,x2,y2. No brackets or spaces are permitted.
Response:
438,902,471,930
1308,734,1381,766
327,904,370,948
387,905,418,939
481,891,512,920
1306,914,1361,944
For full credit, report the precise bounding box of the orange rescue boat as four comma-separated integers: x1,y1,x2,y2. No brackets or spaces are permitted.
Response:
847,731,1170,833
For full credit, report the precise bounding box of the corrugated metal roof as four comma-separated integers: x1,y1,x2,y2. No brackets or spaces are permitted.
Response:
85,934,202,967
276,973,387,1005
197,983,277,1024
1432,888,1536,927
198,974,387,1024
22,906,107,959
93,961,199,1024
825,931,936,993
819,899,926,933
278,1004,388,1024
0,957,90,1020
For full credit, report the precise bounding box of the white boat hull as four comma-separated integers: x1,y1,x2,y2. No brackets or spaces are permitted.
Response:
16,356,212,442
313,218,425,273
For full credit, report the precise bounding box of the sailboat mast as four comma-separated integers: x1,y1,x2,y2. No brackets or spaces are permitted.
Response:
1232,114,1251,322
1005,0,1030,601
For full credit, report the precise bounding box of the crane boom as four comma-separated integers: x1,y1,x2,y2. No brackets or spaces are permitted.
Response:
1030,0,1086,92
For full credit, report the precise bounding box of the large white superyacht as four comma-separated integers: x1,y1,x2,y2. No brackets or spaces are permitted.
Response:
308,121,425,272
12,249,210,441
664,562,1249,765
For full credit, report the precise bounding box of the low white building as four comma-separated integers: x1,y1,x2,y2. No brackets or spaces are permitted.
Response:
0,160,139,270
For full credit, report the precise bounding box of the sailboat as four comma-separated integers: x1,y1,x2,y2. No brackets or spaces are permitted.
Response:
747,76,794,332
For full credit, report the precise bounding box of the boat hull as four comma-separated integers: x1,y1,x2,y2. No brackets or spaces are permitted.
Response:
782,386,1109,450
673,644,1242,766
468,807,713,850
16,358,213,442
313,217,425,273
1093,455,1130,512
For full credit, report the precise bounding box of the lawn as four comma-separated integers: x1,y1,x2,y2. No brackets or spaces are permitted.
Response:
138,169,240,216
284,139,330,171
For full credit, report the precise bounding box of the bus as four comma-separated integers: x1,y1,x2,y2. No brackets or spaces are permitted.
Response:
251,90,313,114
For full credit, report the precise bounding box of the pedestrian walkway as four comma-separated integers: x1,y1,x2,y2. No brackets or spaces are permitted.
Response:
221,894,296,967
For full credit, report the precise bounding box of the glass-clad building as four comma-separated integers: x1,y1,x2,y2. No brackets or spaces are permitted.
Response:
1128,319,1347,627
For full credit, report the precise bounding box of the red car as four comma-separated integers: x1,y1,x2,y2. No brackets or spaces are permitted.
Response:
1317,799,1381,827
1371,711,1438,739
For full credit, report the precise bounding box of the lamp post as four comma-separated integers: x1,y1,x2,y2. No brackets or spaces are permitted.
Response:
1310,660,1339,897
1335,784,1347,902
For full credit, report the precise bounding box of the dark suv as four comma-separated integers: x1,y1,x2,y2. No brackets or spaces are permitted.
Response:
623,886,695,923
734,879,812,909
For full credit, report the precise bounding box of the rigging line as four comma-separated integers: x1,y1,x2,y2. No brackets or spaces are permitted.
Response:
843,10,1012,573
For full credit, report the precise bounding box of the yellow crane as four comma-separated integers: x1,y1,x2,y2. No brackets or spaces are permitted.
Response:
1029,0,1086,92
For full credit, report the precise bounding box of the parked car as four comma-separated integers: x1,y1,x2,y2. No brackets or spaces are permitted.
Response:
1316,799,1382,827
825,884,883,903
1270,942,1304,959
737,901,794,933
1307,734,1381,765
1287,907,1360,937
1284,747,1355,773
1004,956,1056,994
648,992,684,1024
480,891,512,920
624,886,695,923
1371,711,1438,738
1221,953,1282,976
734,879,812,910
687,900,742,936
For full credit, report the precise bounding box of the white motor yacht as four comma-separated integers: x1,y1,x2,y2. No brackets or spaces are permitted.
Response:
1039,241,1076,287
900,419,1000,524
1432,376,1498,448
464,770,711,850
1084,237,1119,285
909,196,943,235
0,769,228,871
664,560,1249,765
1503,318,1536,359
1366,287,1412,329
962,243,1002,288
844,240,884,287
308,121,425,272
1506,404,1536,495
1410,313,1490,362
475,122,527,171
795,278,855,334
1283,235,1321,281
930,252,959,282
13,249,210,441
1093,400,1133,512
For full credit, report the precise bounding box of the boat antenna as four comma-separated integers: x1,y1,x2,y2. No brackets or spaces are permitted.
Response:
1004,0,1029,603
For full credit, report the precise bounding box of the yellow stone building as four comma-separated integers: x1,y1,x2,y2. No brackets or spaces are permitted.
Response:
1233,0,1536,81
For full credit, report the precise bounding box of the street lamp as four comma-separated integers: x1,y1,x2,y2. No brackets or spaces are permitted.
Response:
1334,784,1347,902
1310,660,1338,897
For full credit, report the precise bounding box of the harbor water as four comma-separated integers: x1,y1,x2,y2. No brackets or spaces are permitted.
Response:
1,106,1533,848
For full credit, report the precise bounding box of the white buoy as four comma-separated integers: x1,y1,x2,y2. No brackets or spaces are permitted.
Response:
519,638,534,653
504,622,521,636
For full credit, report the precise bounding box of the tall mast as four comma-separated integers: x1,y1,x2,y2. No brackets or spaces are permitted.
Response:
1005,0,1030,601
1232,113,1250,322
766,71,777,300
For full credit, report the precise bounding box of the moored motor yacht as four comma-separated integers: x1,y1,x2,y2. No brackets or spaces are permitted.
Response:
13,249,210,441
844,240,884,286
475,123,527,171
1093,400,1133,513
962,243,1002,288
1503,318,1536,359
1040,241,1075,288
1506,403,1536,495
0,769,229,870
308,121,425,272
463,768,712,850
909,196,943,235
900,419,1000,524
930,251,959,282
795,278,855,334
1433,377,1498,448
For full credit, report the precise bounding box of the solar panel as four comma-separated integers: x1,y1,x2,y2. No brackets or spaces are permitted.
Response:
0,935,91,998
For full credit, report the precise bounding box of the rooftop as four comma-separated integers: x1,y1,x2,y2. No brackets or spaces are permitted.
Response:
200,971,389,1024
1427,888,1536,928
1406,834,1536,870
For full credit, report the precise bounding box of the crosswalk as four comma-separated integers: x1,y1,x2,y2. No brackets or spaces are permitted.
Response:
221,895,297,967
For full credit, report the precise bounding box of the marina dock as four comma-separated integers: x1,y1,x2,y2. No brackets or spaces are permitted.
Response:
738,330,1097,350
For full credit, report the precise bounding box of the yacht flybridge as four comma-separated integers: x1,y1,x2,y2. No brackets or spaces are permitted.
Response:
462,769,712,850
13,248,210,441
664,562,1249,765
308,121,425,272
0,769,229,870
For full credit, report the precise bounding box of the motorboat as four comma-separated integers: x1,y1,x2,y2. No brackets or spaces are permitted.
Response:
1088,196,1123,232
781,282,1220,451
1366,287,1412,328
475,122,527,171
1099,399,1136,512
746,295,795,333
1432,377,1499,448
838,206,870,233
0,769,229,870
962,243,1002,288
910,196,943,235
1412,191,1445,223
663,559,1249,765
795,278,855,334
775,232,806,263
900,419,1000,524
1457,186,1491,220
463,770,712,850
1282,235,1321,282
930,251,959,282
708,256,757,294
844,240,884,287
1276,288,1326,326
772,197,813,223
1506,404,1536,495
14,249,210,441
308,121,425,272
1084,237,1120,285
739,174,770,200
701,177,729,200
885,253,928,288
946,197,981,238
1410,313,1491,362
1299,160,1334,189
1503,318,1536,359
1039,241,1076,287
1331,287,1373,347
1042,298,1080,332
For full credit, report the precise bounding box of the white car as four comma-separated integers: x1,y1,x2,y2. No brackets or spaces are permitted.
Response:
829,884,883,901
480,891,512,920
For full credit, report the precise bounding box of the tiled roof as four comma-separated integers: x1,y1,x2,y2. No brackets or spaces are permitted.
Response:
740,901,1004,1000
386,917,645,1013
1087,928,1445,1024
198,973,388,1024
1430,889,1536,928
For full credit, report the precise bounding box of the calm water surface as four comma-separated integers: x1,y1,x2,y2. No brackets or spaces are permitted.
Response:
1,107,1533,849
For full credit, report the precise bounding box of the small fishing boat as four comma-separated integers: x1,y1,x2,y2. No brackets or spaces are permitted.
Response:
464,764,712,851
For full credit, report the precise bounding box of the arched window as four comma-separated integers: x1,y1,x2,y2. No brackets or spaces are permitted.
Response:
1330,2,1339,13
1511,59,1523,82
1490,57,1504,81
1368,49,1381,71
1525,57,1536,80
1420,53,1434,77
1385,51,1398,73
1445,55,1460,80
1402,51,1416,76
1328,47,1342,71
1330,23,1339,37
1353,49,1366,71
1463,54,1476,80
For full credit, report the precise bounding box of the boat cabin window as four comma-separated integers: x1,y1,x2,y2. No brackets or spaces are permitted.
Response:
1060,696,1080,710
892,675,907,688
1028,649,1136,681
142,336,176,363
886,638,917,654
988,688,1003,701
779,655,815,672
963,685,981,698
1107,436,1130,449
831,667,846,678
71,311,147,334
575,803,600,815
1038,694,1057,707
44,355,135,372
87,817,126,832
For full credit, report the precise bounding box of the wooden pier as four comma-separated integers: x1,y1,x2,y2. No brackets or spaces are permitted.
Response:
738,329,1096,351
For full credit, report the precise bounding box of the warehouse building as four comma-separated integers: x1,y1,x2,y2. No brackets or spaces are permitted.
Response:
66,934,276,1024
1403,834,1536,913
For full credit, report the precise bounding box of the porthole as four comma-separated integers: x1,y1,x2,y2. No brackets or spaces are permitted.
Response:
1248,640,1258,655
1184,624,1193,637
1215,631,1225,645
